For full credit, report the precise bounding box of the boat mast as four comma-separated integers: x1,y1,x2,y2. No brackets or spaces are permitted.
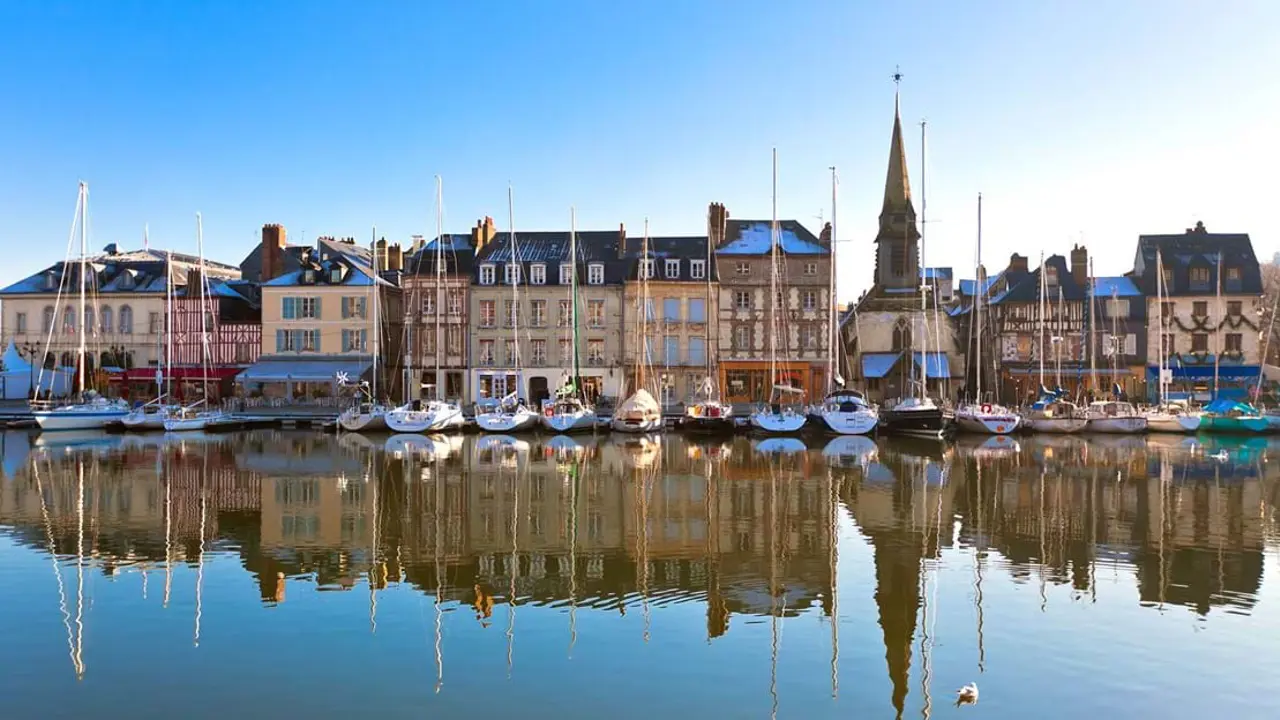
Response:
435,177,445,400
639,218,650,394
77,182,87,395
1038,251,1046,391
1214,250,1222,399
769,149,779,402
166,250,173,400
371,226,379,402
1056,286,1064,389
508,186,521,400
827,165,837,394
1156,248,1165,405
570,208,581,399
1088,258,1097,398
973,193,983,404
918,122,929,402
196,212,210,406
704,205,715,394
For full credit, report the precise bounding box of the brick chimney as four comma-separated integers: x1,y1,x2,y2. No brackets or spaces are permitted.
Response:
471,216,497,252
386,242,403,272
1008,253,1029,274
1186,221,1207,235
375,237,389,271
260,224,287,282
708,202,730,248
1070,244,1088,285
186,267,203,299
819,221,832,248
617,223,627,259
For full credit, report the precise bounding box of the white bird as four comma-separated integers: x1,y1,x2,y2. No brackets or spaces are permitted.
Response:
955,682,979,706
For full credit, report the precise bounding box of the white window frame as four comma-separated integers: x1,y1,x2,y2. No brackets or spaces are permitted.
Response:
640,258,655,280
530,264,546,285
690,259,706,280
479,264,496,285
734,325,750,348
588,263,604,285
802,290,818,311
559,263,573,285
735,261,750,276
664,259,680,278
479,300,496,328
734,290,751,311
804,262,818,276
587,300,605,328
504,263,521,285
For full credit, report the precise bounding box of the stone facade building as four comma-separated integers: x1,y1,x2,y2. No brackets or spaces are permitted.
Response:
404,222,484,402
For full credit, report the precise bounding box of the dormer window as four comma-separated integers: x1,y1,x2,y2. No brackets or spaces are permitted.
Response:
530,263,546,285
640,259,655,280
1045,266,1059,287
119,272,134,290
303,269,316,284
587,263,604,285
44,271,56,290
691,260,706,280
479,264,496,285
505,263,521,285
330,267,343,284
735,262,751,276
1161,265,1174,292
559,263,573,285
665,259,680,278
1190,266,1210,290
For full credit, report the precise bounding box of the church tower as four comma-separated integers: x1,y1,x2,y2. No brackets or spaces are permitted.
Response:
872,76,921,295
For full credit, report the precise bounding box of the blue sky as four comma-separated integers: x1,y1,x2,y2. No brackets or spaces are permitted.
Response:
2,1,1277,302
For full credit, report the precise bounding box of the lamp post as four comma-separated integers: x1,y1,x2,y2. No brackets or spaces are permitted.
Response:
21,342,38,398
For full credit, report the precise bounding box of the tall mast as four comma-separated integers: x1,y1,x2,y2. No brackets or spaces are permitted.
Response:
827,166,837,393
77,182,87,395
974,194,983,403
1214,250,1222,398
639,218,650,393
1038,252,1046,389
508,186,521,396
435,176,445,399
196,212,210,405
704,205,714,390
165,250,173,400
1056,286,1064,389
917,126,929,400
1156,248,1164,404
1088,258,1097,397
769,149,779,398
370,226,379,402
570,208,581,397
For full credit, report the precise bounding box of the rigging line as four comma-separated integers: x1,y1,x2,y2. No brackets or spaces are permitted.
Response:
74,459,86,677
33,459,82,679
828,466,839,699
434,452,445,693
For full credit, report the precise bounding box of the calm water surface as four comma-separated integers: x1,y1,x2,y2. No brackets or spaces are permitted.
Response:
2,429,1278,719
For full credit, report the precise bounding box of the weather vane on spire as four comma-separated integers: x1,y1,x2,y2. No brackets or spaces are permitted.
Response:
893,66,903,86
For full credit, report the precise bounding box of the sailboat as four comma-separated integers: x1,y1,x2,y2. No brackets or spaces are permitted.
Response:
613,219,664,433
542,208,598,433
123,236,181,430
1196,250,1267,434
338,228,390,432
1023,254,1087,432
749,150,808,434
477,188,539,433
1084,258,1147,433
1146,248,1200,432
817,166,878,435
386,176,466,433
31,182,130,431
683,208,735,433
955,195,1020,435
165,213,226,432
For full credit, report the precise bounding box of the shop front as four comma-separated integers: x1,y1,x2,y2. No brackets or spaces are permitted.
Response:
720,361,824,405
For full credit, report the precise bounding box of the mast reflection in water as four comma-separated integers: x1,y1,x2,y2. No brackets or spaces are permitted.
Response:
1,429,1279,719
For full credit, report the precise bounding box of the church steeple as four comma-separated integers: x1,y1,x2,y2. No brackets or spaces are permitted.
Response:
881,72,916,221
870,70,921,294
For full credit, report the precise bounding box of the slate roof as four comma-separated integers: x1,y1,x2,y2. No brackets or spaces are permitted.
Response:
1132,225,1261,296
715,220,827,255
1093,276,1142,298
238,243,309,284
1,247,240,296
473,230,628,286
989,256,1087,304
406,234,475,276
957,271,1004,298
261,237,393,288
623,235,718,282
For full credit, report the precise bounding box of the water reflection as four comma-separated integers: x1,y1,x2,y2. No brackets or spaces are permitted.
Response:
1,429,1278,718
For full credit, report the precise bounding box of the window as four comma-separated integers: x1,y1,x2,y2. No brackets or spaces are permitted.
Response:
643,336,656,363
1106,298,1129,317
531,339,547,365
84,307,95,335
665,259,680,278
1226,267,1241,283
530,300,547,327
892,319,911,351
691,259,706,280
479,264,496,285
301,329,318,352
504,299,519,327
1192,333,1209,352
804,262,818,276
504,263,521,285
559,339,573,366
734,290,751,311
640,258,655,279
504,339,518,365
587,339,605,365
560,263,573,285
421,327,436,355
1161,266,1174,292
44,272,56,291
735,262,750,276
802,290,818,311
62,306,74,334
303,269,315,284
282,297,319,319
891,244,907,277
587,300,605,327
642,297,655,321
734,325,750,349
527,263,546,285
119,305,133,334
1225,333,1243,352
663,297,680,322
15,312,26,333
688,298,706,323
1193,301,1208,317
1228,301,1242,317
275,329,318,352
447,290,462,315
1160,301,1174,320
587,263,604,285
663,336,679,366
479,340,495,366
330,267,343,284
558,299,572,327
801,325,819,349
1160,332,1176,356
42,306,54,332
98,306,112,333
148,312,161,334
688,337,706,366
1190,266,1211,288
447,326,462,353
421,293,435,315
342,329,368,352
341,296,367,319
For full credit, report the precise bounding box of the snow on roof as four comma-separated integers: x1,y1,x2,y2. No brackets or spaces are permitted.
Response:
716,220,826,255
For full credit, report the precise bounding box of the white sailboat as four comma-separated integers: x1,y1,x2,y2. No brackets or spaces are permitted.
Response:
1084,258,1146,433
683,207,735,433
818,166,878,435
477,187,539,433
955,194,1020,435
1146,248,1199,432
31,182,129,431
613,219,664,433
165,213,225,432
1023,253,1087,433
542,207,598,433
750,150,808,434
386,176,465,433
123,235,181,430
338,227,390,431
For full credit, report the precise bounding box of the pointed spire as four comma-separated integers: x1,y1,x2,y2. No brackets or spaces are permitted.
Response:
882,69,914,218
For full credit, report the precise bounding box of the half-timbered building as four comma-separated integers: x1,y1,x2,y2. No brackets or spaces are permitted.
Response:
160,267,262,403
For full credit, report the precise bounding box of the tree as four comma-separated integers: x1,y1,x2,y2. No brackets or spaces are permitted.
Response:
1261,262,1280,365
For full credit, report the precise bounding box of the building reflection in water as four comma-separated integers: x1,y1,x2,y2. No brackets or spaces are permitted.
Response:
1,428,1278,716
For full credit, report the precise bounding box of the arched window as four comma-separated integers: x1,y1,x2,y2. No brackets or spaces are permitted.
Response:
42,305,54,332
123,351,135,369
892,318,912,352
62,306,75,334
60,351,73,367
119,305,133,334
101,350,115,368
84,307,95,336
43,352,56,369
100,306,113,334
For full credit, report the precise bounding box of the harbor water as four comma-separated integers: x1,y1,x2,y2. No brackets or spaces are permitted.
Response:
1,429,1278,719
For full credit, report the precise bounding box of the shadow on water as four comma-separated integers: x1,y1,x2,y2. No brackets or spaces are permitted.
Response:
1,428,1278,718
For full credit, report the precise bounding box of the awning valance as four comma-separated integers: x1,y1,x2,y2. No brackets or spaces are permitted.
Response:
913,352,952,379
236,358,372,384
861,353,901,379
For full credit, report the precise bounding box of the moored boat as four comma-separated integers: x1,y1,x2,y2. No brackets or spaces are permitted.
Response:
817,389,879,435
955,401,1020,435
1022,399,1088,433
1197,398,1269,434
1084,400,1147,434
880,396,948,438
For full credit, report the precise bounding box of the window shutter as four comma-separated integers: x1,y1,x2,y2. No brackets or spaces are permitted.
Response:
282,297,294,319
276,329,286,352
313,297,322,319
361,329,368,352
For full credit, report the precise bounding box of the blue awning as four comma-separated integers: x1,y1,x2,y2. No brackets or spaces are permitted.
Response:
861,352,902,379
913,352,952,378
1146,365,1260,380
236,358,372,383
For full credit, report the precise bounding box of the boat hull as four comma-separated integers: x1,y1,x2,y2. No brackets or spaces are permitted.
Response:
475,409,540,433
164,417,208,432
611,416,663,433
337,411,388,433
1146,414,1192,433
120,412,169,431
819,410,879,436
1025,416,1088,433
1199,416,1269,434
33,408,129,432
954,412,1020,435
542,411,597,433
1085,416,1147,434
682,415,736,434
749,411,808,434
880,408,948,438
1178,415,1203,432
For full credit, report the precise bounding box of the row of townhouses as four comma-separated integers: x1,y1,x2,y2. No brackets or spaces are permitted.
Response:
0,88,1268,407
